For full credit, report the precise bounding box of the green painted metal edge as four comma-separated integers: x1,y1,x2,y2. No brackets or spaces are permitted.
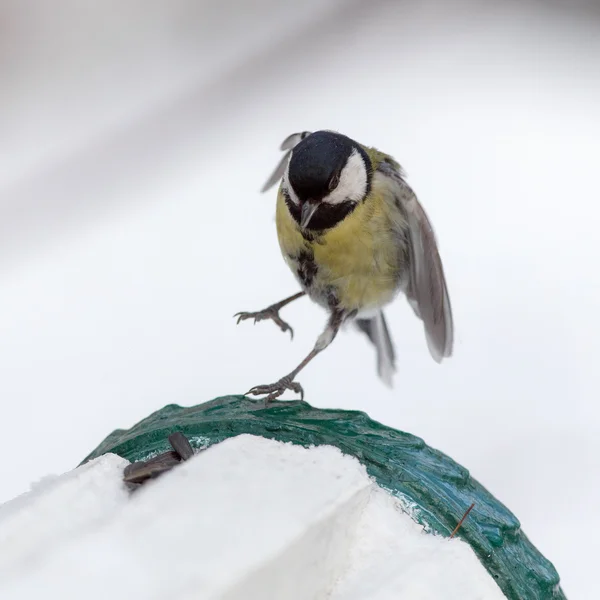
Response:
82,396,566,600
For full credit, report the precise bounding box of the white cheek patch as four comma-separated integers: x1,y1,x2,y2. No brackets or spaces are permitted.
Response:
283,156,300,205
322,148,367,205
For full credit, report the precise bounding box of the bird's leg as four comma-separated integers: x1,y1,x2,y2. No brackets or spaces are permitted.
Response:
246,309,345,402
234,291,305,339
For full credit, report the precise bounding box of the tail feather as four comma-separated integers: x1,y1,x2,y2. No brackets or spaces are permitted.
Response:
355,311,396,386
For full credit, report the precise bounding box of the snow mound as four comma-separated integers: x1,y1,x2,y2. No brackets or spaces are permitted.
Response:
331,486,504,599
0,452,129,579
0,435,505,599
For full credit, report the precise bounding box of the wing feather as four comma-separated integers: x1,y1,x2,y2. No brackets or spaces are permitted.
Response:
261,131,312,193
355,311,396,386
379,160,454,362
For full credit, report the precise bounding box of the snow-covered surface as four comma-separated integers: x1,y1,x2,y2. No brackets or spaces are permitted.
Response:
331,487,504,600
0,454,129,579
1,1,598,597
0,436,504,599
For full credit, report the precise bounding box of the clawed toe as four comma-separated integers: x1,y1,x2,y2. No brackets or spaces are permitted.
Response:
246,376,304,402
234,311,255,325
234,307,294,338
271,314,294,339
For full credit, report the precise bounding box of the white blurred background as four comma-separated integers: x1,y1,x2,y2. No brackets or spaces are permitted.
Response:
1,0,599,596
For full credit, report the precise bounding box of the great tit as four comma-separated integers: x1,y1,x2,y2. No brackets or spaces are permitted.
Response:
235,130,453,401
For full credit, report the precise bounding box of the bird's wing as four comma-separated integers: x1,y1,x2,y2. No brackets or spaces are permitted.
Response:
355,311,396,386
261,131,312,193
378,159,454,362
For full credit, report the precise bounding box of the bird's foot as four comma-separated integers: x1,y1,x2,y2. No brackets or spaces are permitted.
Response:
234,305,294,338
246,375,304,402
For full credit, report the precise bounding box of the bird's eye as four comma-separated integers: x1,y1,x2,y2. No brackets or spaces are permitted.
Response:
329,173,340,191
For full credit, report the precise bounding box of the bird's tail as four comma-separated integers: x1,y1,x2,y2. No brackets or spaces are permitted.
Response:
354,311,396,387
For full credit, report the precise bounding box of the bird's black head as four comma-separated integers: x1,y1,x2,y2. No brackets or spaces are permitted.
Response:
284,130,372,231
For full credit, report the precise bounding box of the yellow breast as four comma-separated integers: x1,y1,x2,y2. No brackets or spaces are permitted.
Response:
275,187,405,313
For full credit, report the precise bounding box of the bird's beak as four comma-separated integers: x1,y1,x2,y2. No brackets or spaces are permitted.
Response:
300,201,319,229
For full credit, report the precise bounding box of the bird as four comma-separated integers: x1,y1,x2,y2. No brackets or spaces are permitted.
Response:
235,130,453,401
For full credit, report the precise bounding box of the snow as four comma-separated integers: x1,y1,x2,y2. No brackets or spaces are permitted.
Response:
1,1,598,597
0,436,505,599
0,453,129,580
330,488,504,599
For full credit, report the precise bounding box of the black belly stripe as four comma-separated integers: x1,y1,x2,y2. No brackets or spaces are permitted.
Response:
295,249,318,288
